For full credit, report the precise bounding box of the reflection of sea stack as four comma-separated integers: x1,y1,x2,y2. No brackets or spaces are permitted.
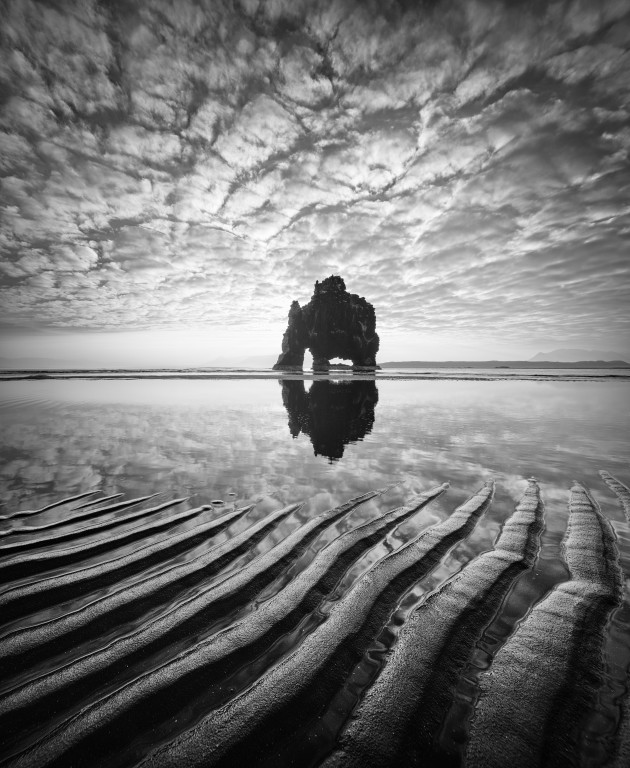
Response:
281,379,378,460
273,276,380,371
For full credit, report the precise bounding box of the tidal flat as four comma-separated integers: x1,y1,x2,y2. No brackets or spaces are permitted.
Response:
0,376,629,767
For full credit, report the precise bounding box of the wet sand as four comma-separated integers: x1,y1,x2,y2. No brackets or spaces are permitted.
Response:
0,472,629,767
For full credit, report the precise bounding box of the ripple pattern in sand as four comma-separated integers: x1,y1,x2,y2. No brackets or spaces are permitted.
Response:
0,474,629,767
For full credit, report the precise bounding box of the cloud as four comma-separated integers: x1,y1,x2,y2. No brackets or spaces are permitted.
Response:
0,0,629,359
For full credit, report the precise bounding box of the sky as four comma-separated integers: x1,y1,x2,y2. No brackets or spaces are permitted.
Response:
1,0,629,367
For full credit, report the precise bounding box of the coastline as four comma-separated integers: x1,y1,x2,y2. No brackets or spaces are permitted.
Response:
2,369,630,382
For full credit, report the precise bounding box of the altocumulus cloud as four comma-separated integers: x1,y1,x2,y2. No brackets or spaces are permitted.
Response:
0,0,629,357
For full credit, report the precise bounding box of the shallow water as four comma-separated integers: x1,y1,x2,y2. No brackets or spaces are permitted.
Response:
1,377,628,513
0,377,629,766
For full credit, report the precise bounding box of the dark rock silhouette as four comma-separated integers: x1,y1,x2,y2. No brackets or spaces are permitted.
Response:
273,276,379,370
280,379,378,461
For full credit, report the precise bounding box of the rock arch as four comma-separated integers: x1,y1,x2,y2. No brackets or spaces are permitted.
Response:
272,276,380,371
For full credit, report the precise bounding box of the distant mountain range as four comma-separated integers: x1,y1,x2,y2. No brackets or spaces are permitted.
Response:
530,348,627,362
379,360,629,369
2,350,628,371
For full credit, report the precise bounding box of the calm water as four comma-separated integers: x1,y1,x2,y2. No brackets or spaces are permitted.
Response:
1,377,628,516
0,377,629,765
1,377,629,586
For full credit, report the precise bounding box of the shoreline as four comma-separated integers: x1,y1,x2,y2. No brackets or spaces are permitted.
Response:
2,371,630,382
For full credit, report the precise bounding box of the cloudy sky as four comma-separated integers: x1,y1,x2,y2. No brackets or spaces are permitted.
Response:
1,0,629,366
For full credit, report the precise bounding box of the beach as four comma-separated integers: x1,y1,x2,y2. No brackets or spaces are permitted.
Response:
0,374,629,766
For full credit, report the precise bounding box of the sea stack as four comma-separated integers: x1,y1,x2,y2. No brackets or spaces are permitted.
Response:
273,276,380,371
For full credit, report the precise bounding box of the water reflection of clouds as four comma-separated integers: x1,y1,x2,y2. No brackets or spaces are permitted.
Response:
0,380,628,536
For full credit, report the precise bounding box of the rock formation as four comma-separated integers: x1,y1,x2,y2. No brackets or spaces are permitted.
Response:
280,379,379,461
273,276,379,370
